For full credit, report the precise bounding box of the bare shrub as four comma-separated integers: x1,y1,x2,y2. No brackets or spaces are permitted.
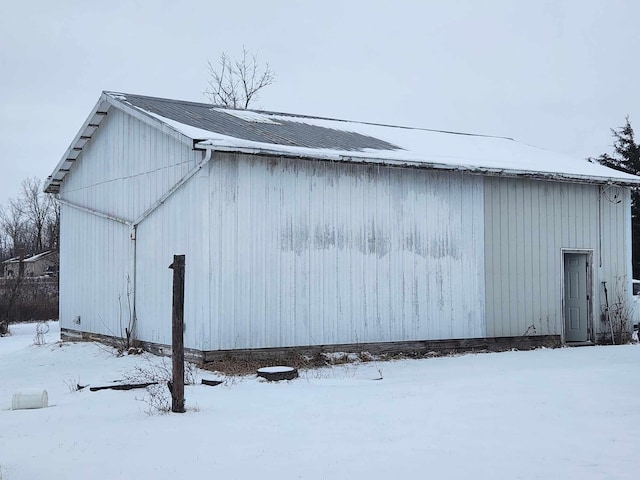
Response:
601,276,633,344
0,275,25,325
97,275,139,355
63,377,85,394
33,320,49,346
124,357,200,386
118,274,136,352
0,276,58,324
138,384,171,415
137,382,200,415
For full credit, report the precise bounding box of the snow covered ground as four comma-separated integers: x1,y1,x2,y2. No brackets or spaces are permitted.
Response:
1,322,639,480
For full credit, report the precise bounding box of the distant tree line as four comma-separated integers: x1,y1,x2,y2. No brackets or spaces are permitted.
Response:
0,177,59,262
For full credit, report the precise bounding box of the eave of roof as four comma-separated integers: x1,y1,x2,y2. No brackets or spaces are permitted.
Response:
44,93,195,194
45,91,640,193
194,142,640,187
44,96,110,193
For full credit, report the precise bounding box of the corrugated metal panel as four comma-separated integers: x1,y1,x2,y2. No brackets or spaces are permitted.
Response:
58,103,633,351
599,186,632,338
61,108,200,223
484,178,631,338
119,93,400,151
59,206,131,338
209,153,486,350
134,168,210,350
59,108,208,349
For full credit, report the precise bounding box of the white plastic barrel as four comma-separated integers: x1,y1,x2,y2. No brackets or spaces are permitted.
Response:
12,390,48,410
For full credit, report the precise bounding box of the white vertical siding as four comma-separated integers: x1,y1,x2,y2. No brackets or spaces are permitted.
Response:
59,206,131,337
598,186,632,338
59,108,208,349
134,169,210,350
60,107,632,351
61,108,200,223
209,153,486,350
484,178,631,338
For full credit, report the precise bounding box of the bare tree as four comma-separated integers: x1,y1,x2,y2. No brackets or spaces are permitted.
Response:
0,198,26,255
0,234,10,261
20,177,52,253
204,46,275,109
0,177,59,258
0,177,60,333
45,196,60,252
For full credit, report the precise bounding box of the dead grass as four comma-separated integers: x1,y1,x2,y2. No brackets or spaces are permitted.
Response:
199,343,549,378
200,350,390,376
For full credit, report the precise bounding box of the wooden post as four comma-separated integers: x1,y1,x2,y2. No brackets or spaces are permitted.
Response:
169,254,185,413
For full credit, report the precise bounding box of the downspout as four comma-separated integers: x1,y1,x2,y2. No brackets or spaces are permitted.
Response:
126,148,212,337
598,185,603,268
58,148,213,339
129,223,137,338
131,149,212,226
57,197,136,337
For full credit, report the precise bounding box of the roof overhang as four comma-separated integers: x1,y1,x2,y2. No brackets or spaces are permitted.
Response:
44,96,110,193
196,143,640,188
46,91,640,193
44,92,195,194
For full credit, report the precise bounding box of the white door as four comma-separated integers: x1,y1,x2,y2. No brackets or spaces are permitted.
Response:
564,253,589,342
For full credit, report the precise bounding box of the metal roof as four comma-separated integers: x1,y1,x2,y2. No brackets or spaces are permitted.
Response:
115,93,402,151
44,91,640,193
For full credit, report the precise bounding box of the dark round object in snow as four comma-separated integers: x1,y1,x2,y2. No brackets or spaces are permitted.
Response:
201,379,223,387
257,366,298,381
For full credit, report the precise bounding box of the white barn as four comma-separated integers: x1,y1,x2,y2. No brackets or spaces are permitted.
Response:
45,92,640,360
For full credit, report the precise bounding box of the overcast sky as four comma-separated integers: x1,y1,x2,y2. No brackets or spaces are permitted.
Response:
1,0,639,205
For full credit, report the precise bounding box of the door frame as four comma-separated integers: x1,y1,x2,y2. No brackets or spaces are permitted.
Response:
561,248,594,344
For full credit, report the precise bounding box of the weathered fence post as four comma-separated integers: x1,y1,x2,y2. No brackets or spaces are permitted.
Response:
169,254,185,413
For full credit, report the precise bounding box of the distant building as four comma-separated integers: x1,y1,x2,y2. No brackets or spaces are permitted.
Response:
45,91,640,360
2,251,58,278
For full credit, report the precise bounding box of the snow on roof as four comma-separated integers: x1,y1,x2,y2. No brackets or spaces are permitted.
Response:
45,91,640,193
124,93,640,185
3,251,55,264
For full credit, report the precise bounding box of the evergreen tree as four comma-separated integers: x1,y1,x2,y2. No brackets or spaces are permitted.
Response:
591,116,640,277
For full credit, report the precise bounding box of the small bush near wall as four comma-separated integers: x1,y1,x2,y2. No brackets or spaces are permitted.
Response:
0,277,58,324
599,276,633,345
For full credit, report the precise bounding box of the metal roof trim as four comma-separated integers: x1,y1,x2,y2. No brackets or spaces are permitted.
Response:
101,93,199,148
46,91,640,193
45,94,111,193
45,92,197,194
196,143,640,187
